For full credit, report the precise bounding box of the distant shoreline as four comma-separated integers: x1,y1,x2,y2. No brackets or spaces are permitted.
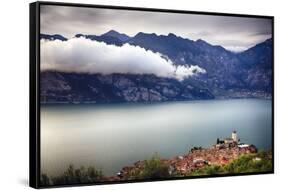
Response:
40,97,272,106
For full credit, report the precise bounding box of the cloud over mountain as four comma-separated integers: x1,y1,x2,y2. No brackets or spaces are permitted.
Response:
41,37,206,80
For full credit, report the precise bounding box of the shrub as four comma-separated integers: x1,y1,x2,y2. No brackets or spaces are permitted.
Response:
127,153,170,180
187,151,272,176
40,164,103,186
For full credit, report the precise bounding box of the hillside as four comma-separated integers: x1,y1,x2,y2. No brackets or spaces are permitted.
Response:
40,31,272,104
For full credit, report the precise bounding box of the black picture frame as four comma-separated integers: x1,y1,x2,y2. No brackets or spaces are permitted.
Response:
30,1,274,188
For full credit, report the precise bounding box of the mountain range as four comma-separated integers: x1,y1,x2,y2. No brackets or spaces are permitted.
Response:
40,30,272,104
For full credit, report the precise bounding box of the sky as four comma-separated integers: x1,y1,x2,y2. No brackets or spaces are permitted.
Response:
40,5,272,52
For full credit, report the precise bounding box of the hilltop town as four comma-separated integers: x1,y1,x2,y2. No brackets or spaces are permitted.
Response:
114,131,258,180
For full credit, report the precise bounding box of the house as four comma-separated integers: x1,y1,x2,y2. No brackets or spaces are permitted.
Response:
238,144,250,148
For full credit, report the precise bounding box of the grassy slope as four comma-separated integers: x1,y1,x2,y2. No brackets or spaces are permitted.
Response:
186,151,272,176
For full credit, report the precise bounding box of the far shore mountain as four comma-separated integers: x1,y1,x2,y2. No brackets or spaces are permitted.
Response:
40,30,272,104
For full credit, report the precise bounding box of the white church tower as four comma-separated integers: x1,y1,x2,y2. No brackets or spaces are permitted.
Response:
232,130,238,142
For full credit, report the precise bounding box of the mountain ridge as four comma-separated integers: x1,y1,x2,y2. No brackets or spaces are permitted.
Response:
40,31,272,103
101,30,131,42
40,31,271,53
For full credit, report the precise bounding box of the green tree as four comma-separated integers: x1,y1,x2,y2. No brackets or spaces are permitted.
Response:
128,153,170,180
44,164,103,186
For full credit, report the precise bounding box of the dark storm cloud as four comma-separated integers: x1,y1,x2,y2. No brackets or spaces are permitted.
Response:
41,5,272,51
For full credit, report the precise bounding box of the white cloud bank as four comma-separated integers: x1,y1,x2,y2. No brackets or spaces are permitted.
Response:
41,38,206,81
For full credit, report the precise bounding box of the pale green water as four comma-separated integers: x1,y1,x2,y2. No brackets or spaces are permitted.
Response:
41,99,272,176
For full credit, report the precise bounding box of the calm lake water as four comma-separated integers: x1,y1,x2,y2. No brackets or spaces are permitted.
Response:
41,99,272,176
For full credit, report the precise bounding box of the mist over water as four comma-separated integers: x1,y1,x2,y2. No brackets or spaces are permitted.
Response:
41,99,272,176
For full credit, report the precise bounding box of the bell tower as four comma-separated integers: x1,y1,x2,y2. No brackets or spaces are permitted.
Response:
232,130,237,142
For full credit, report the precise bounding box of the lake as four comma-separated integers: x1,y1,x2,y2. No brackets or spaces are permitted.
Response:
41,99,272,176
